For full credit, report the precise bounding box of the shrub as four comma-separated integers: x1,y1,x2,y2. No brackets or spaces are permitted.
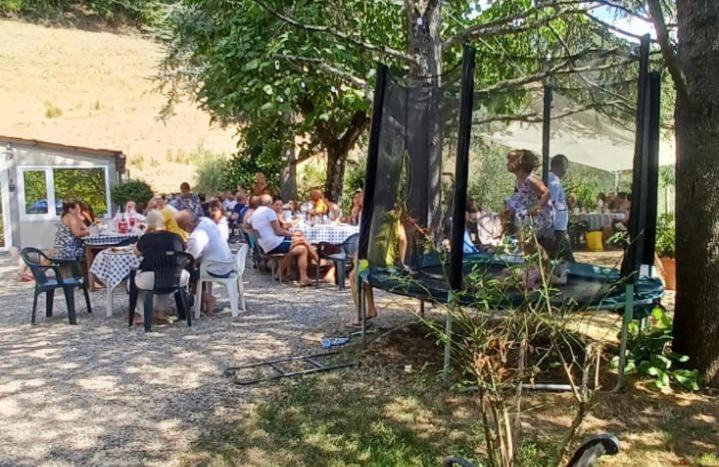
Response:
110,179,153,210
655,213,675,258
611,307,699,391
194,156,231,195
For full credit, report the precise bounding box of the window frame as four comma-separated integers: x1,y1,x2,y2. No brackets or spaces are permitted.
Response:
17,165,111,221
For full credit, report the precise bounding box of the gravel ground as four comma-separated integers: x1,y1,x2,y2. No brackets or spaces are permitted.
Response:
0,254,421,466
0,251,673,466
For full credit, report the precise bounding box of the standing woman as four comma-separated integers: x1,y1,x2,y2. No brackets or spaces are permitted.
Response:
53,200,90,260
504,149,555,245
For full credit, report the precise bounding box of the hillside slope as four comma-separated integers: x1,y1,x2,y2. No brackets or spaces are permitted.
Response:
0,19,237,192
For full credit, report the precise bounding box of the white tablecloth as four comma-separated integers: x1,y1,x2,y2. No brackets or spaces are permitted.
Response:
90,250,141,289
295,224,359,245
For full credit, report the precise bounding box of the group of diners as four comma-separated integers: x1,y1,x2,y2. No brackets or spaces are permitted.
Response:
50,174,370,325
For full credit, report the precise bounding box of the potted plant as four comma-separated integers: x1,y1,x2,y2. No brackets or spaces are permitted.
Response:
655,213,676,290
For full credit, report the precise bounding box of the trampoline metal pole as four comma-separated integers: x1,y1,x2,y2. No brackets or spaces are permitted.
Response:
612,283,634,392
443,300,455,384
444,44,476,384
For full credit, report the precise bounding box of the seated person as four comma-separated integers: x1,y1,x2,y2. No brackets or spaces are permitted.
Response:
78,201,96,227
327,198,342,221
309,188,329,217
124,200,146,222
242,196,261,232
208,199,230,242
54,200,89,260
272,197,294,229
147,197,189,242
250,194,313,286
230,191,249,226
133,210,188,324
176,209,235,314
342,189,363,225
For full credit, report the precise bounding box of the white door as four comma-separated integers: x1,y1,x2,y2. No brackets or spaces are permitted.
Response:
0,167,12,251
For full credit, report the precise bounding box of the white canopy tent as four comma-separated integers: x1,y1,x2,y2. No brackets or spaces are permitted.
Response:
479,93,675,172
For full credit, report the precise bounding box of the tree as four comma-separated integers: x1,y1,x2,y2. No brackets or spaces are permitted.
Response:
646,0,719,385
160,0,640,201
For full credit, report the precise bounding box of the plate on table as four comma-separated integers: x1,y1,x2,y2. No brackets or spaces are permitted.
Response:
107,246,134,254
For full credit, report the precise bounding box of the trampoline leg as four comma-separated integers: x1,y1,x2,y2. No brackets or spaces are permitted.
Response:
612,283,634,393
443,305,455,385
358,272,366,343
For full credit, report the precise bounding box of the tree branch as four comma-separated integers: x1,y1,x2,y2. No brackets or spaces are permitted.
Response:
275,54,370,93
253,0,419,65
646,0,690,103
593,0,651,22
338,110,370,151
444,1,596,49
472,100,623,125
584,12,657,42
473,47,628,96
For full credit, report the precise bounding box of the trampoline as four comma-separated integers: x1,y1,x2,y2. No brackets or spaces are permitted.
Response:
356,36,664,389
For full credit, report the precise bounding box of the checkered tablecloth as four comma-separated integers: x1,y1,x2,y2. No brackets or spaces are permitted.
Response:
85,233,140,246
297,224,359,245
90,250,141,289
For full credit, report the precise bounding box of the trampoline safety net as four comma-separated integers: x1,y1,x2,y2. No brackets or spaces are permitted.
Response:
359,39,664,313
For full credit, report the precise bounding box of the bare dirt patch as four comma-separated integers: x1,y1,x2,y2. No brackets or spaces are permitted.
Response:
0,19,237,192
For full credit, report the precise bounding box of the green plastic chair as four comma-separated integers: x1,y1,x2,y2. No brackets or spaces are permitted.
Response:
20,247,92,325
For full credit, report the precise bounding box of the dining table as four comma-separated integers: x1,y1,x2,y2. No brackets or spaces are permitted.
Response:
573,212,626,232
294,223,359,246
89,246,141,317
84,232,140,290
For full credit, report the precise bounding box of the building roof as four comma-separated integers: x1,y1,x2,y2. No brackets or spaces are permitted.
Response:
0,135,126,173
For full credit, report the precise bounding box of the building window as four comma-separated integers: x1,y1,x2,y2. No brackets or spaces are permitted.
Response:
22,170,50,214
19,166,110,220
53,168,108,216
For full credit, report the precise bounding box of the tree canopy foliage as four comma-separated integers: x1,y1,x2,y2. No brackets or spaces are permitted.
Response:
159,0,660,200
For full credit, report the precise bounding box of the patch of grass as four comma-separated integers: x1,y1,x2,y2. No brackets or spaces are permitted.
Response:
697,453,719,466
43,101,62,119
181,325,719,467
183,363,482,466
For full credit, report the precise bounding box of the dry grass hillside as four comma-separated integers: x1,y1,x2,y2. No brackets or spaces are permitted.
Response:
0,19,237,193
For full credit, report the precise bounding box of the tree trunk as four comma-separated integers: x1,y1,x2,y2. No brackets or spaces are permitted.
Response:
672,0,719,385
404,0,444,238
324,145,346,203
280,145,297,201
405,0,442,82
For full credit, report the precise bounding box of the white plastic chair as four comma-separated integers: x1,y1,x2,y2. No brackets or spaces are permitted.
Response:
195,243,248,319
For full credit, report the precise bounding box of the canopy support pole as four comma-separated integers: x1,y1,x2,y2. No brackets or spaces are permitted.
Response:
541,85,553,185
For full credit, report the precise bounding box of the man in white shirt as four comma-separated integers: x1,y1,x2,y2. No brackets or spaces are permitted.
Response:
176,210,234,313
547,154,575,282
250,194,312,285
223,194,237,211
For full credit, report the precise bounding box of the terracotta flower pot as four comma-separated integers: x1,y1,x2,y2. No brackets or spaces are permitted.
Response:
659,256,676,290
